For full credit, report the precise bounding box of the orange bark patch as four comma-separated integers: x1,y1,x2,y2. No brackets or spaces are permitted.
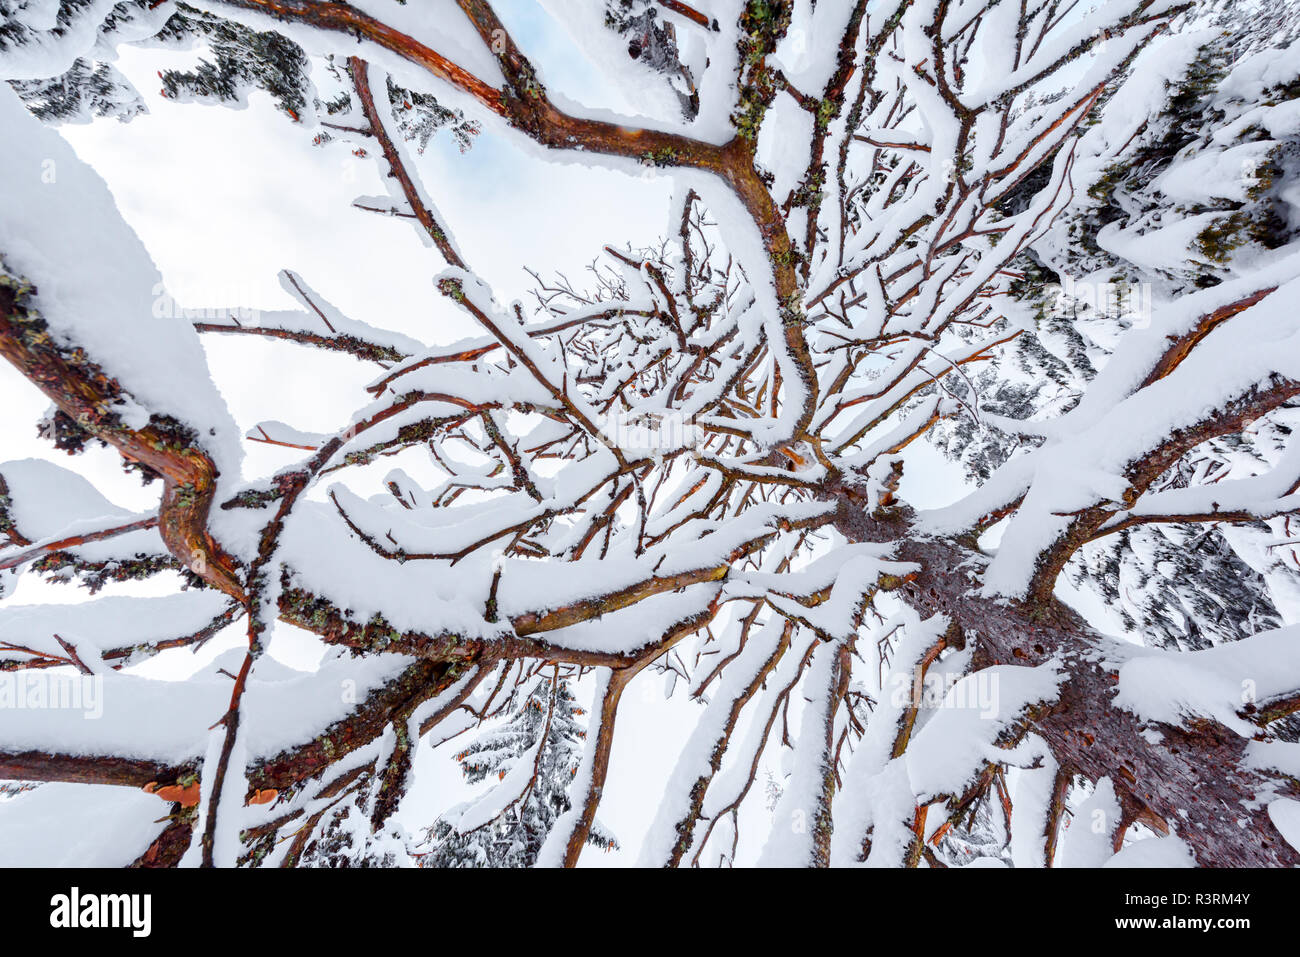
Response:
143,781,201,807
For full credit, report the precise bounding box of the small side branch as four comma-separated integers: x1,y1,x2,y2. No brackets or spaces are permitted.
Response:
349,56,468,270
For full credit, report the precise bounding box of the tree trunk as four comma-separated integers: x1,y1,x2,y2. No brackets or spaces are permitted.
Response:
831,498,1300,867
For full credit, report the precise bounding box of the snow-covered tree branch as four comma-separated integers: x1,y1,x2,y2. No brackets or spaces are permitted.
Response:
1,0,1299,867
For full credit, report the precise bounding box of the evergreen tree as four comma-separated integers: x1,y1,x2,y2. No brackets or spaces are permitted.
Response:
10,56,143,123
927,12,1300,658
420,674,617,868
153,6,316,119
292,796,413,869
5,1,480,147
385,73,479,154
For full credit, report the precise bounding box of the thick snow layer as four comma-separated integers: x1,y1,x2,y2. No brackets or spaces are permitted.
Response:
1113,624,1300,734
1245,740,1300,778
1268,798,1300,853
905,662,1062,800
1057,777,1122,868
829,610,950,866
531,587,719,658
756,91,814,202
0,590,233,667
0,86,242,483
772,0,860,95
1103,834,1196,867
277,500,502,641
1154,140,1278,204
1008,759,1060,868
0,782,168,866
2,457,132,534
691,628,818,862
0,457,166,567
0,650,421,766
756,638,843,867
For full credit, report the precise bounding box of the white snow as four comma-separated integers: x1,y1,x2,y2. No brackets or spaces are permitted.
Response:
0,85,243,483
